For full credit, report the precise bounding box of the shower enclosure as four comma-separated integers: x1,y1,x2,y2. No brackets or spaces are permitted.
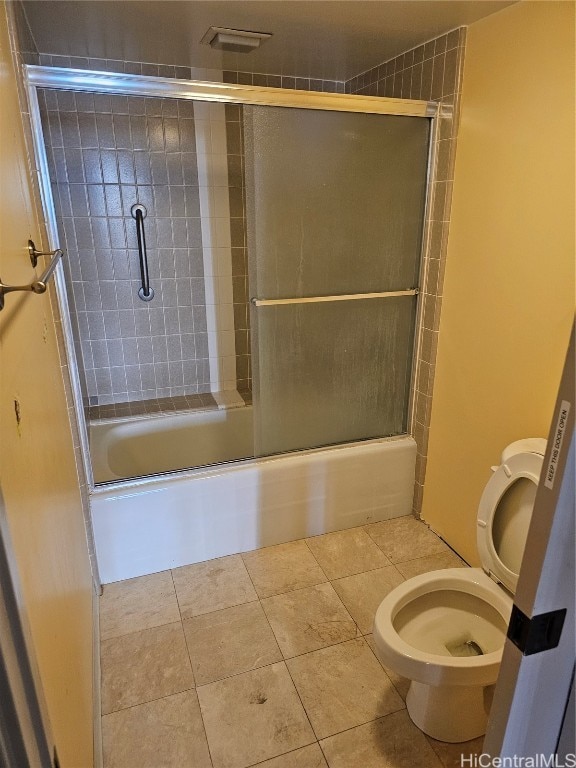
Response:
26,66,435,581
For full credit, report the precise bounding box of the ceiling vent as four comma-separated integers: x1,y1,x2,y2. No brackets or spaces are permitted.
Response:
200,26,272,53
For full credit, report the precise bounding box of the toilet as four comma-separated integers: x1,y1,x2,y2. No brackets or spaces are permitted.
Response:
373,438,547,743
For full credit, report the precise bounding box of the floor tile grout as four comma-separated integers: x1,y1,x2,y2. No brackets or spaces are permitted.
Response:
100,616,184,643
245,743,322,768
316,705,409,745
101,685,197,718
169,568,216,767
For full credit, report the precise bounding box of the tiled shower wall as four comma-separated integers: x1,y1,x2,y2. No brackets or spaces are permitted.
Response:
224,103,251,395
39,89,211,405
348,29,467,514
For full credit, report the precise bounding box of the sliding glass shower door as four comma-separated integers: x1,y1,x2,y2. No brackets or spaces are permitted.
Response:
244,106,430,457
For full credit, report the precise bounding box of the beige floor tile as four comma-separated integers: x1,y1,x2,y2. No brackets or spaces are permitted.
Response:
172,554,258,619
197,662,315,768
305,528,391,579
183,601,282,685
320,710,442,768
102,690,212,768
101,622,194,714
365,516,449,563
395,551,466,579
250,744,328,768
100,571,181,641
364,634,411,700
242,541,327,598
331,566,405,634
426,735,485,768
261,582,359,658
286,638,404,740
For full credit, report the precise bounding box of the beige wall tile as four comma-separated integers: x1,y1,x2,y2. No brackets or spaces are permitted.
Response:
420,328,439,366
319,710,442,768
286,638,404,739
365,516,449,563
183,601,282,685
197,662,315,768
242,541,327,598
261,582,359,658
102,690,211,768
100,570,180,641
172,554,258,619
305,528,391,580
331,566,405,634
412,482,425,514
414,419,430,456
101,621,194,714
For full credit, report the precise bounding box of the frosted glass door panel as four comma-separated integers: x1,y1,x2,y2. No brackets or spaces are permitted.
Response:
252,297,417,456
244,106,430,299
245,105,430,458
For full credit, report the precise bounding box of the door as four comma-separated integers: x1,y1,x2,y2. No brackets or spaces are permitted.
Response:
0,487,53,768
244,105,430,457
484,323,575,757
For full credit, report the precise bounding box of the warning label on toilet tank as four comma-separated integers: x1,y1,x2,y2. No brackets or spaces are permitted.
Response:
544,400,571,489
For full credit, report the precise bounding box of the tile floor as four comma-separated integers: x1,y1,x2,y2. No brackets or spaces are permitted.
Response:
99,516,485,768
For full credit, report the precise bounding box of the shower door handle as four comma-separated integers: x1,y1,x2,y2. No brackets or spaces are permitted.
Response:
131,204,154,302
250,289,419,307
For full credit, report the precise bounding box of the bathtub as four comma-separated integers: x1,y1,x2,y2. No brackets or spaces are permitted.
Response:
91,406,254,483
89,406,417,583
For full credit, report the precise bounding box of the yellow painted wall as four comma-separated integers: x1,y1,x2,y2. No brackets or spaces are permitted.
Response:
0,3,95,765
422,1,575,564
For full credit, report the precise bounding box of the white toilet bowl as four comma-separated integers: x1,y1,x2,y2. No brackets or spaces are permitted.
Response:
372,438,546,743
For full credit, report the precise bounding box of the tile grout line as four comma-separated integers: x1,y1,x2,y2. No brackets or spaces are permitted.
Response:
239,545,322,761
102,685,197,718
169,567,216,768
360,633,409,704
100,616,183,643
244,743,323,768
317,709,418,750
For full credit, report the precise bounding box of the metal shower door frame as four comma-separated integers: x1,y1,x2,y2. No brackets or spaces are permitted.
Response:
24,64,438,493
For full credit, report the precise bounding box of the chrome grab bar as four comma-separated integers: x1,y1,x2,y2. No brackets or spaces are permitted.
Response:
131,204,154,302
0,240,63,311
250,289,418,307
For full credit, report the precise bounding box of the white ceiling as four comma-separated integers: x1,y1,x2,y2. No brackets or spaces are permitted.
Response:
22,0,516,81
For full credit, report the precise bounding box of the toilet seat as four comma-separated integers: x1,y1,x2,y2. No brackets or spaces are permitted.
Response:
477,449,544,594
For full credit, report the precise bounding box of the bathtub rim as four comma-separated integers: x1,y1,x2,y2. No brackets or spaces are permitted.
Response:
89,433,416,496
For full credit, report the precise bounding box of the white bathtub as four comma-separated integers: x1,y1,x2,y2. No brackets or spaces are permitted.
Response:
91,406,254,483
89,407,417,583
